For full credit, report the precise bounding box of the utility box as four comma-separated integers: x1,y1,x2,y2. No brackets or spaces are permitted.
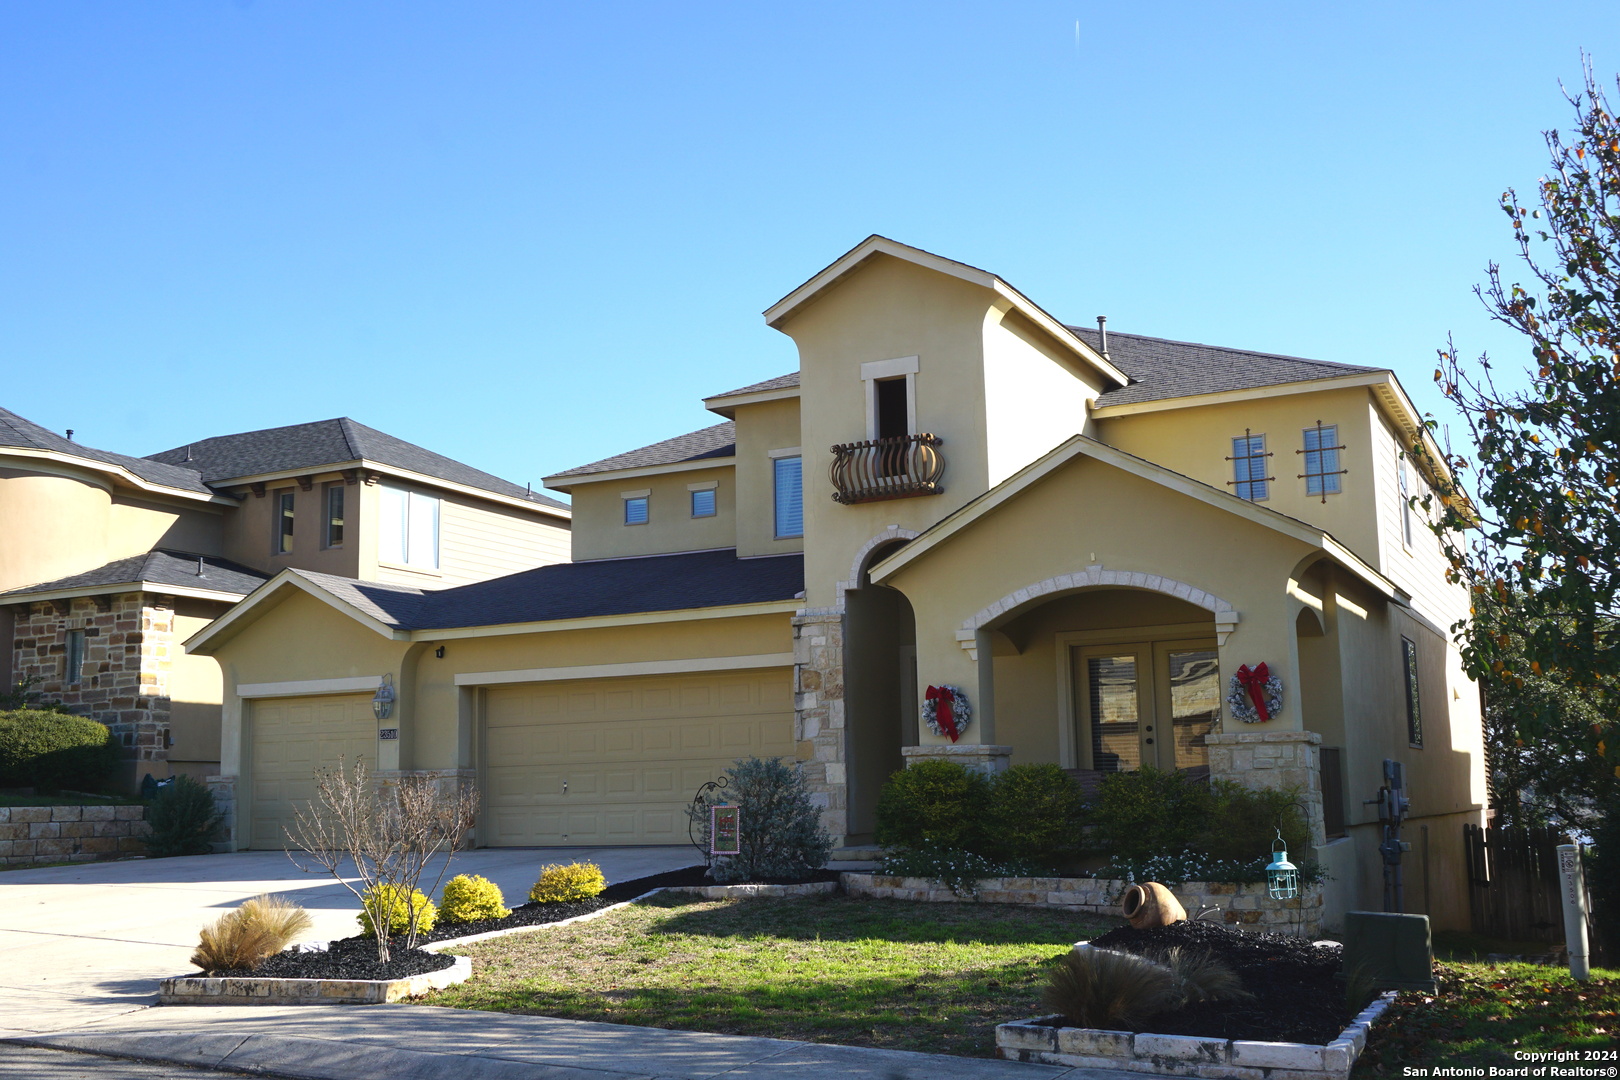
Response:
1341,911,1435,992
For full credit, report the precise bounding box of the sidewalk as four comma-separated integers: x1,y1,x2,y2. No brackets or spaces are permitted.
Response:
7,1002,1140,1079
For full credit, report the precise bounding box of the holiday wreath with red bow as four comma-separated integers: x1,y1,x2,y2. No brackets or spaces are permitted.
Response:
921,684,973,742
1226,662,1283,723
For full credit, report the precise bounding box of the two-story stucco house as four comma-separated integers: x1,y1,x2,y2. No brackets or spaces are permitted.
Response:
0,412,570,788
187,237,1485,928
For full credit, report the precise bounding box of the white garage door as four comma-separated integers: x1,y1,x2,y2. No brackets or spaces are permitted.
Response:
483,669,794,846
248,694,375,849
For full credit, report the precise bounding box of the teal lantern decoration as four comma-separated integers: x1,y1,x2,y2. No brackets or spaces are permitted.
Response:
1266,828,1299,900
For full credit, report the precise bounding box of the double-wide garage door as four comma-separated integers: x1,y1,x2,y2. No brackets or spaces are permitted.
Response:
483,669,793,846
248,694,374,850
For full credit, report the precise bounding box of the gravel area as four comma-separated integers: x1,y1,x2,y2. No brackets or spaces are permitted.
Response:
246,935,456,981
1076,919,1363,1044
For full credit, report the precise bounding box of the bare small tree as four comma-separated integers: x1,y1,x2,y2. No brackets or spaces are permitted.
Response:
286,757,479,962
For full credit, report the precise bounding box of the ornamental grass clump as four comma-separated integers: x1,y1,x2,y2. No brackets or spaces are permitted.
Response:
358,884,438,937
439,874,510,924
1044,944,1248,1029
191,894,313,973
529,862,606,903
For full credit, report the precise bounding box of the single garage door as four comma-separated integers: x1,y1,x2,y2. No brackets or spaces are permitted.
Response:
248,694,375,849
483,668,793,846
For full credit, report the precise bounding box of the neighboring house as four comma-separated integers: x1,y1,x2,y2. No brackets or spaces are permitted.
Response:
188,236,1484,929
0,412,570,787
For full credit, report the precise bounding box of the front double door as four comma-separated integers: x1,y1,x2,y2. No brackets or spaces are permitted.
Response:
1073,639,1219,773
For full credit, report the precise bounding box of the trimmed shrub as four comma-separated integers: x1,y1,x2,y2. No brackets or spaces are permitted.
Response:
529,862,607,903
1201,780,1310,864
358,884,437,936
874,759,990,852
191,894,313,973
687,756,833,884
985,763,1087,864
1090,767,1216,863
144,774,224,857
439,874,510,924
0,709,119,792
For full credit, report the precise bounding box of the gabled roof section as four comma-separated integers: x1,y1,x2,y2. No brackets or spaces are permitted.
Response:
710,372,800,398
763,235,1128,388
0,407,218,498
186,549,803,654
0,549,269,604
146,418,567,510
1073,328,1381,407
703,372,801,418
869,433,1395,600
546,422,736,485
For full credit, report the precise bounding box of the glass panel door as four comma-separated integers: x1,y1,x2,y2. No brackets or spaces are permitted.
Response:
1156,642,1219,770
1077,648,1153,773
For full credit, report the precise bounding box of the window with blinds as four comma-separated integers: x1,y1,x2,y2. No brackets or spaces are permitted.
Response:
774,456,803,539
380,486,441,569
690,489,716,518
1231,433,1270,501
1303,424,1344,496
623,496,649,525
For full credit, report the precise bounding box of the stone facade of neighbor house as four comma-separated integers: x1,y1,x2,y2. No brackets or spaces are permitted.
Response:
0,409,571,789
183,236,1486,932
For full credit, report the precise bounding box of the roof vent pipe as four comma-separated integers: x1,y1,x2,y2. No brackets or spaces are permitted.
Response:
196,556,205,577
1096,316,1110,359
65,429,74,441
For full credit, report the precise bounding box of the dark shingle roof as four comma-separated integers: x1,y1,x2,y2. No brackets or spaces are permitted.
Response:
0,408,214,495
1070,328,1381,407
287,549,802,631
707,372,800,399
0,550,269,600
145,418,567,510
549,422,736,480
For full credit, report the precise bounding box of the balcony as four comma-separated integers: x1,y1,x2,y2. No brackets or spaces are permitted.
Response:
829,433,945,505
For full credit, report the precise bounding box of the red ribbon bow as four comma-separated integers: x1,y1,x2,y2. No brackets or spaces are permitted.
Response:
925,685,959,742
1235,663,1272,721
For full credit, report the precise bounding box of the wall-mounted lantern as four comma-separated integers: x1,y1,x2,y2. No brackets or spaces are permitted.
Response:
372,674,396,721
1266,828,1299,900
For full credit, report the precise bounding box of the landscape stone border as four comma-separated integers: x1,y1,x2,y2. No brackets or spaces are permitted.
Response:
841,873,1324,937
995,991,1397,1079
660,880,839,900
0,804,148,865
158,955,472,1006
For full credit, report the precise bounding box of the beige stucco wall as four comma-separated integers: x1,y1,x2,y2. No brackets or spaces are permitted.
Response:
982,306,1105,487
1096,388,1384,568
733,397,805,558
565,465,736,562
880,453,1319,748
168,602,228,779
222,472,360,578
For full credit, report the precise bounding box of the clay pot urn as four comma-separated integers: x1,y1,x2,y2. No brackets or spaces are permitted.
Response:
1120,882,1186,929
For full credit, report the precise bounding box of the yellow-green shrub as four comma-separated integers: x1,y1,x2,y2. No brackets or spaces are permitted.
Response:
529,861,606,903
439,874,510,924
357,884,437,936
191,894,313,973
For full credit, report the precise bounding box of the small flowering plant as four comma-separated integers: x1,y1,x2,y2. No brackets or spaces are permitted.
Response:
1098,851,1325,888
879,845,1049,897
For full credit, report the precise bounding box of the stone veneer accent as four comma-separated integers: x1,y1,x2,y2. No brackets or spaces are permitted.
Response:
1206,731,1326,848
159,955,472,1005
842,873,1325,937
793,608,847,840
0,804,149,865
995,992,1397,1079
900,743,1013,775
10,593,177,769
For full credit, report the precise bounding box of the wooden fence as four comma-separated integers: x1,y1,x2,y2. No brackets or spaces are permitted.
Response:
1464,824,1604,961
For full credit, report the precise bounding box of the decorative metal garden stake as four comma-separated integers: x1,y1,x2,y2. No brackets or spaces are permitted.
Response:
1266,828,1299,900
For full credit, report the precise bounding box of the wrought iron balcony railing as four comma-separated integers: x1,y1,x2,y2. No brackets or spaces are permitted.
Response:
829,433,945,505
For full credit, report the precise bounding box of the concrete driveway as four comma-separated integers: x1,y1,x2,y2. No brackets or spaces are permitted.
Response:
0,846,699,1038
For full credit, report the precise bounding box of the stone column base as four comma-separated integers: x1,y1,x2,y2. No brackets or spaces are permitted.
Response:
901,744,1014,775
1205,731,1325,848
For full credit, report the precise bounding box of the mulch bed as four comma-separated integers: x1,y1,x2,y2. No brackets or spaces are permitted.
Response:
228,863,838,983
1061,919,1367,1044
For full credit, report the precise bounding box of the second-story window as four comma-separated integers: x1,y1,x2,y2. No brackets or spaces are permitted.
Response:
324,483,345,548
875,377,909,440
380,485,440,569
1402,636,1423,747
275,489,295,554
1301,422,1346,500
774,456,803,538
690,488,716,518
1398,458,1415,548
64,629,85,685
1228,431,1271,501
624,495,649,525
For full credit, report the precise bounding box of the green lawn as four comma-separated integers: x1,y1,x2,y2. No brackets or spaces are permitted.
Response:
1354,960,1620,1073
431,893,1119,1058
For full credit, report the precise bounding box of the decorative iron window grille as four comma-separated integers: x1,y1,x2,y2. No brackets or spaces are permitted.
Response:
1297,420,1348,503
1225,429,1274,501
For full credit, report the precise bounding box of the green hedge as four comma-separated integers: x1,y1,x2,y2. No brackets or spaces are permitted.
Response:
875,760,1087,865
0,709,120,792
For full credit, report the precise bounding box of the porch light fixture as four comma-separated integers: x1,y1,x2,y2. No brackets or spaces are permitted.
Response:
372,674,396,721
1266,828,1299,900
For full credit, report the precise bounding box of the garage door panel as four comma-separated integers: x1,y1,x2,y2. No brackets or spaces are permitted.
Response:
249,694,373,850
483,669,792,846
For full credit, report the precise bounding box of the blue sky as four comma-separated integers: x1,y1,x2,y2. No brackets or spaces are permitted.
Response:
1,3,1613,496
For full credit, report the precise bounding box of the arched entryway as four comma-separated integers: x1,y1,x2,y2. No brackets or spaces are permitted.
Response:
842,538,917,839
